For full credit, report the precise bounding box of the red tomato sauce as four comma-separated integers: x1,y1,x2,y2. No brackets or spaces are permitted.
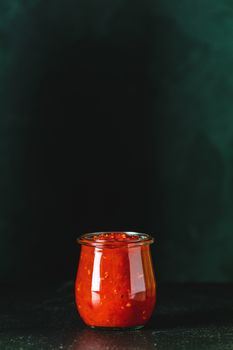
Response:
75,232,156,328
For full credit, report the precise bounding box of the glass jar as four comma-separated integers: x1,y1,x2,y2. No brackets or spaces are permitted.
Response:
75,232,156,329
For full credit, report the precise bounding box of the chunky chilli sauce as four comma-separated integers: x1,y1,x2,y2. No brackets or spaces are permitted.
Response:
75,232,156,328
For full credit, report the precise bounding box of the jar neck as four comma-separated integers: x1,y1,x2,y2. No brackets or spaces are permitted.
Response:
77,231,154,248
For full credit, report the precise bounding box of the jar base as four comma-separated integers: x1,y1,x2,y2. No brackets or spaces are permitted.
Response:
89,325,144,331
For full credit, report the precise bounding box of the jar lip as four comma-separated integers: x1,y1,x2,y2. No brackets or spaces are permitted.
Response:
77,231,154,248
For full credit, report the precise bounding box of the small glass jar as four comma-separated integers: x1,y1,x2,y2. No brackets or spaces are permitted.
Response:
75,232,156,330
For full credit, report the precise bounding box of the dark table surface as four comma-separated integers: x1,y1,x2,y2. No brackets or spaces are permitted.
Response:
0,283,232,349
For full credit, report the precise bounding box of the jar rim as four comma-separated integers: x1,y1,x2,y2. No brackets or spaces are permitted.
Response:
77,231,154,248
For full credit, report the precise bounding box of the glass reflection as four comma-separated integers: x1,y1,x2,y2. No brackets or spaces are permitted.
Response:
68,328,156,350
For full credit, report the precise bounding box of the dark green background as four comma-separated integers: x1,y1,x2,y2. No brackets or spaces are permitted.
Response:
0,0,233,283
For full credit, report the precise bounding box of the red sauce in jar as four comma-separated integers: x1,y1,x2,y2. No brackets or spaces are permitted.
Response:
75,232,156,329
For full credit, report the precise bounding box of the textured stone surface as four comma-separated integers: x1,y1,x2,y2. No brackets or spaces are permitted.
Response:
0,283,232,349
